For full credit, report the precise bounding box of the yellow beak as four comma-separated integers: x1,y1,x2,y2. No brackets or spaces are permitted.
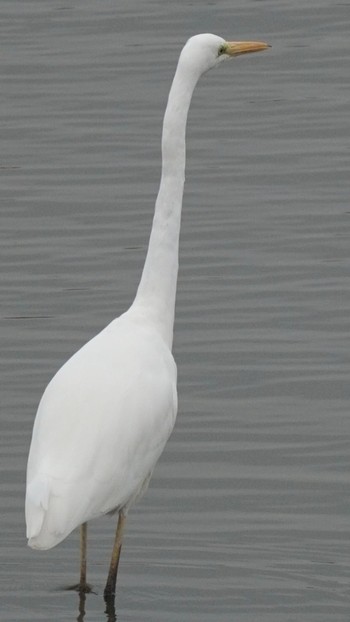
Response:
224,41,271,56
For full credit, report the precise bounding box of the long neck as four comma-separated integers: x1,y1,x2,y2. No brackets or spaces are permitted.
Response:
131,60,199,347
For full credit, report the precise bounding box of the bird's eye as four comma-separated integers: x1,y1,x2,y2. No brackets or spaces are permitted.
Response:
218,44,227,56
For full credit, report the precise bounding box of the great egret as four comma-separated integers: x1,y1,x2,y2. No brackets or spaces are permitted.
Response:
25,33,270,598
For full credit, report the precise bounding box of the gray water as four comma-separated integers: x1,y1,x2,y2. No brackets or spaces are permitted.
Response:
1,0,350,620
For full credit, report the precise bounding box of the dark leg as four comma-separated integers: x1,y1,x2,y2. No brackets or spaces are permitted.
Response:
80,522,88,590
104,511,126,599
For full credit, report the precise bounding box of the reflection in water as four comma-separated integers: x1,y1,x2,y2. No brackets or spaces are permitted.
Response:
75,591,117,622
104,595,117,622
76,591,86,622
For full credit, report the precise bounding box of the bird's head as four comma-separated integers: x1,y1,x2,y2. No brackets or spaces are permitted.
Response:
179,33,270,76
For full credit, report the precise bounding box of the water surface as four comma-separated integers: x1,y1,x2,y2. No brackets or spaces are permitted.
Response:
1,1,350,620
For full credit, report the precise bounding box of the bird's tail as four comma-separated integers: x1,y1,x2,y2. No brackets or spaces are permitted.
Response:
25,473,80,550
25,474,50,547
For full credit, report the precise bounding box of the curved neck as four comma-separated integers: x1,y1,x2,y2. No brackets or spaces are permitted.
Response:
132,60,200,347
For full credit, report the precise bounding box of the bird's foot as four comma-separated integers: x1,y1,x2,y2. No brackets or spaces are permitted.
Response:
66,582,94,594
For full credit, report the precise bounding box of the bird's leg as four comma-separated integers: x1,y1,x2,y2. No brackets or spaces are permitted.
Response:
104,511,126,600
67,522,93,593
79,522,88,590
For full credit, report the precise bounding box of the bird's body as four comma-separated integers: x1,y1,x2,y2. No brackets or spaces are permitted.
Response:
26,310,177,550
25,33,269,597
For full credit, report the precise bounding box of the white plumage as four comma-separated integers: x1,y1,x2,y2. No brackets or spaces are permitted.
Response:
25,33,269,597
26,312,177,549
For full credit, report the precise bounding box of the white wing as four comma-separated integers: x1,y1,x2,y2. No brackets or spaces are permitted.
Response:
25,313,177,550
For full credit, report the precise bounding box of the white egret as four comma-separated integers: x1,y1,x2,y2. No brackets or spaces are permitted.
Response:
25,33,270,598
